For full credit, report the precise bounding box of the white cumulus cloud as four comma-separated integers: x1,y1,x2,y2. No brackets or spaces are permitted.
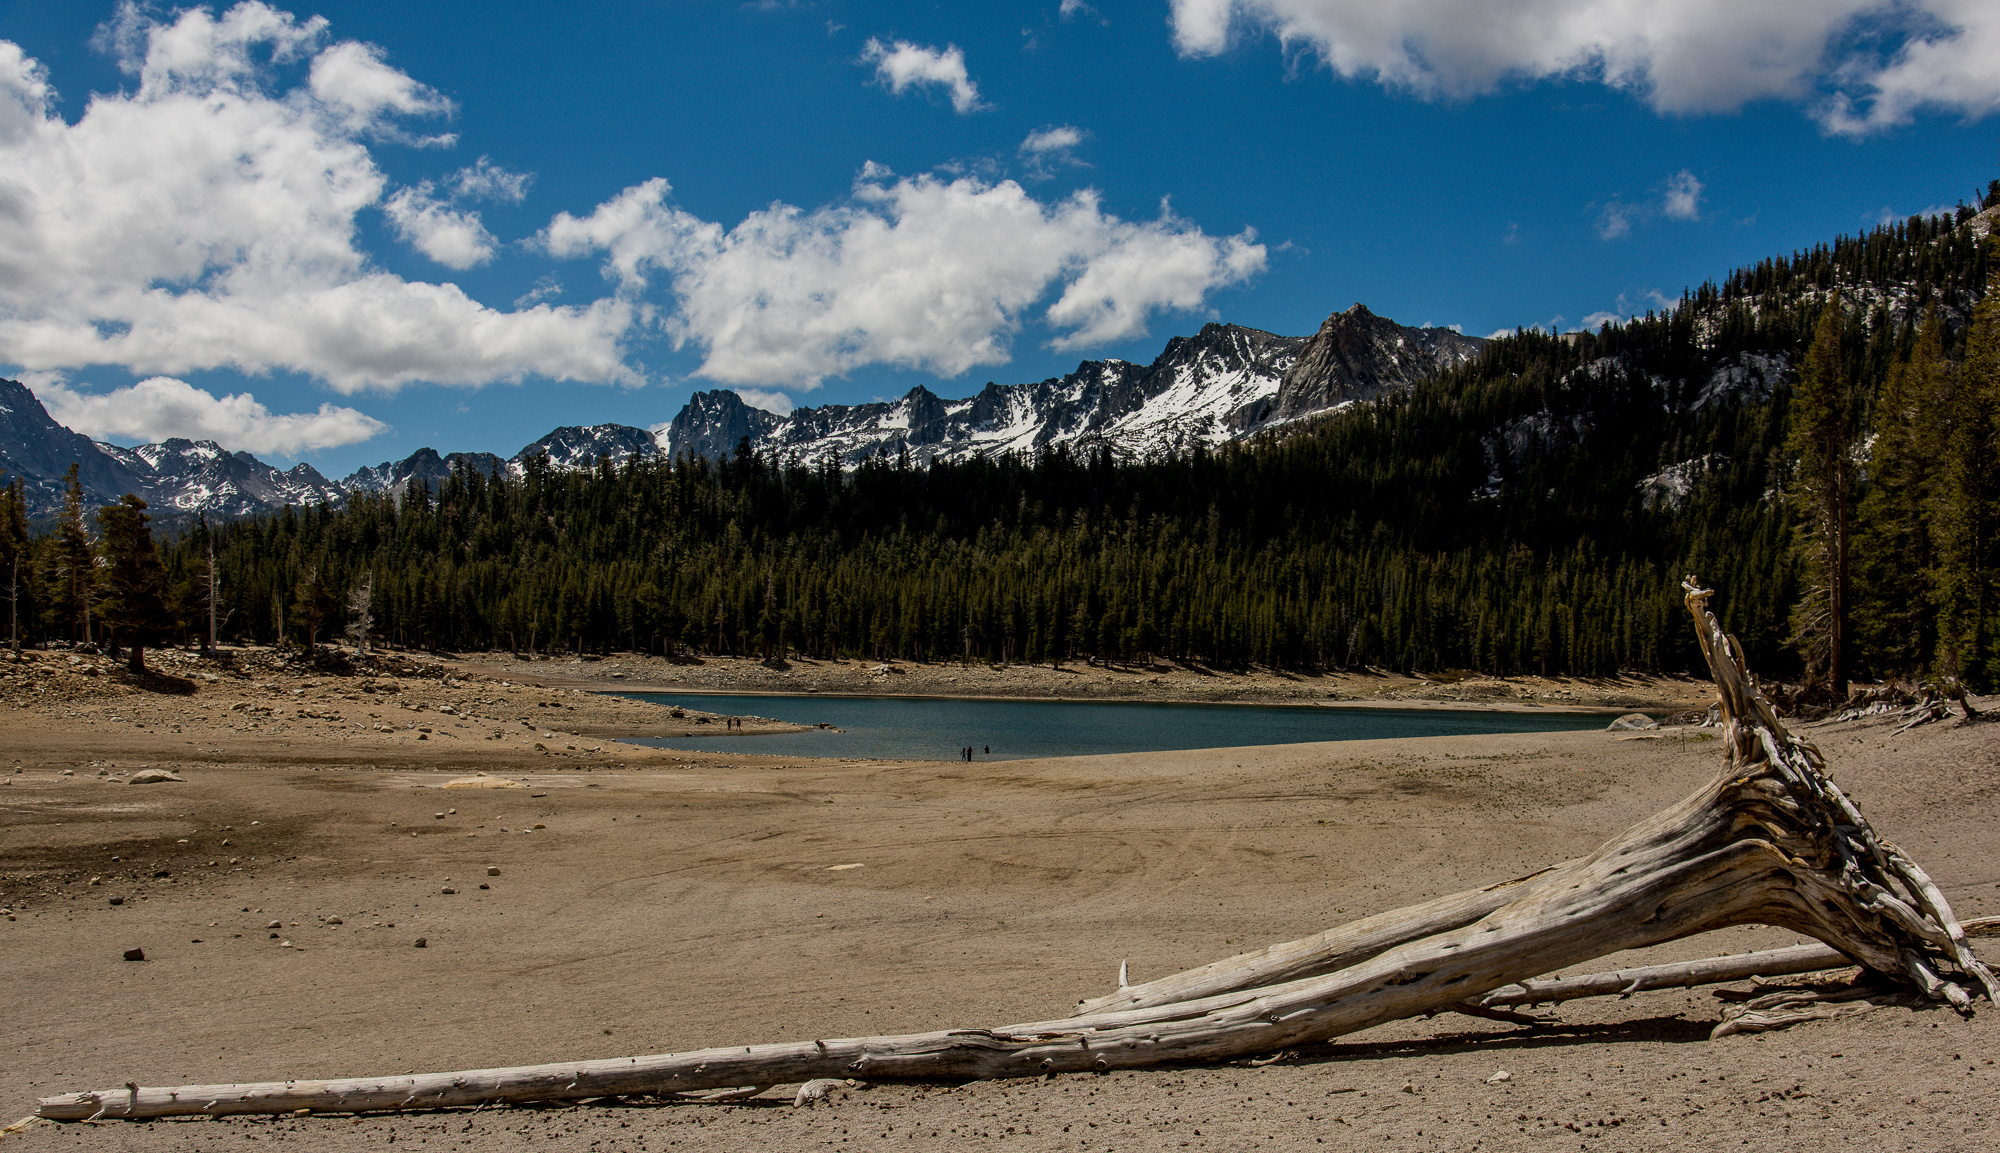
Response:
308,39,454,137
1663,170,1703,220
452,156,531,203
1597,201,1634,240
381,158,533,269
1819,1,2000,134
862,38,985,113
734,388,796,416
1019,125,1088,179
0,3,633,393
543,170,1266,389
34,374,387,455
1021,125,1085,154
383,183,498,269
1168,0,2000,132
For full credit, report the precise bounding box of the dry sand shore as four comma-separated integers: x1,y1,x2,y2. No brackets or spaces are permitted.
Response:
447,651,1719,714
2,645,1997,1151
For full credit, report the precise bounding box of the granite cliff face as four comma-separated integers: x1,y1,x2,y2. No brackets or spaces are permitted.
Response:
1234,304,1488,431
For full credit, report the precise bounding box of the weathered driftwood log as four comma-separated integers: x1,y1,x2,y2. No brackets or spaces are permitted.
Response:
1475,913,1999,1011
32,580,1995,1121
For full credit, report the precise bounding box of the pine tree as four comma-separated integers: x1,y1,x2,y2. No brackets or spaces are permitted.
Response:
293,566,335,649
55,464,94,644
0,479,27,655
1786,292,1860,698
1933,241,2000,689
1856,307,1948,674
95,495,169,674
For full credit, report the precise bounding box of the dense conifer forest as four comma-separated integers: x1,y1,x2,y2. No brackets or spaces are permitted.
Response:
8,185,1999,693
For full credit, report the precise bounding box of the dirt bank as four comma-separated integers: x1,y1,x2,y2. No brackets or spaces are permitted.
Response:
449,650,1718,715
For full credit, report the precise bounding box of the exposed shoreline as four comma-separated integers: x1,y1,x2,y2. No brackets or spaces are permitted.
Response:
445,650,1716,718
595,684,1638,716
5,644,1992,1151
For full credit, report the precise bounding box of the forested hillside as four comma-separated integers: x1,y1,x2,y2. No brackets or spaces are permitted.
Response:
11,186,2000,691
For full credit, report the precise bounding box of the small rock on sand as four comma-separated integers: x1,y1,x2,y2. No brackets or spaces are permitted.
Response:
126,768,185,784
413,937,427,948
1487,1070,1511,1083
122,947,145,961
793,1078,861,1107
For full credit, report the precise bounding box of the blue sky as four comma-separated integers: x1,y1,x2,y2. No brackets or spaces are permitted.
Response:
0,0,1995,479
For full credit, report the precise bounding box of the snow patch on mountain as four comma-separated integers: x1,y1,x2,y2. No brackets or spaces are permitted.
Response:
1638,453,1729,510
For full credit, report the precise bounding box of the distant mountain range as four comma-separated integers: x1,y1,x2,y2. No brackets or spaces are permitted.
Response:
0,303,1485,522
662,304,1483,466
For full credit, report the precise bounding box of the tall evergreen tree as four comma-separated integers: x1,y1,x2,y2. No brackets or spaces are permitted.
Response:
1856,306,1948,675
1786,292,1860,698
95,495,169,674
0,479,27,655
54,464,95,644
292,566,335,648
1934,240,2000,689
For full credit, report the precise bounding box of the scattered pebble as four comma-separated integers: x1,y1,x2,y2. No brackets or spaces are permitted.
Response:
1487,1071,1511,1083
413,937,427,948
486,866,500,876
122,947,145,961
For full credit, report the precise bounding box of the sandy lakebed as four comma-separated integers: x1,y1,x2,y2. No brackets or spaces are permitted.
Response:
2,645,1997,1151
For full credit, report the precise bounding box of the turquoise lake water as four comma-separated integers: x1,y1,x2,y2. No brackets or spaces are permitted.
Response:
617,692,1615,761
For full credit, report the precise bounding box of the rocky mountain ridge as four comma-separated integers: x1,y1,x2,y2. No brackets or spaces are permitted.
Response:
0,303,1485,521
662,305,1483,466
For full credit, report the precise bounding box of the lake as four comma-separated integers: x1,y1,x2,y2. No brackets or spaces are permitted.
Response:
616,692,1617,761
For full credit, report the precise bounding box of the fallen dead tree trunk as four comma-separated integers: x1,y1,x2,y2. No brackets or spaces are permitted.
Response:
1475,913,1999,1010
32,580,1998,1121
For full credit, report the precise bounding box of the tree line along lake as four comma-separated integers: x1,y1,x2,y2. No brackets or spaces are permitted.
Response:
617,692,1622,761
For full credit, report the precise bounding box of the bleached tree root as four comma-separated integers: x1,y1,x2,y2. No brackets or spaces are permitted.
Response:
30,581,1997,1121
1710,984,1921,1038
